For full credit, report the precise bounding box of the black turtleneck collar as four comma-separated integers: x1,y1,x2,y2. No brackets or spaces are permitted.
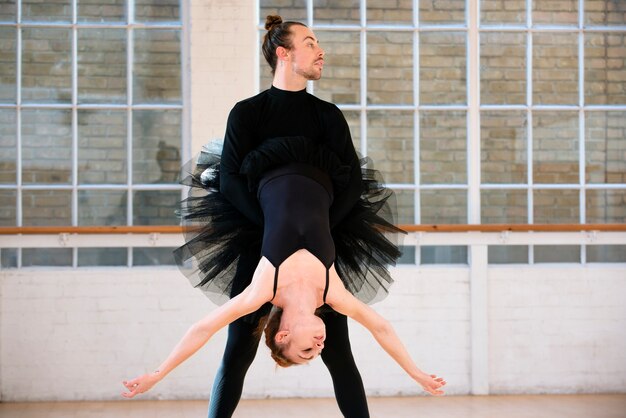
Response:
268,85,308,98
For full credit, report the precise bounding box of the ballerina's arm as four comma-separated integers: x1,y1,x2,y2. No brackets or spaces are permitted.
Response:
122,263,274,398
326,269,446,396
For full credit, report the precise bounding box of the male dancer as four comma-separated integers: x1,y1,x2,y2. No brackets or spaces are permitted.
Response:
209,16,369,418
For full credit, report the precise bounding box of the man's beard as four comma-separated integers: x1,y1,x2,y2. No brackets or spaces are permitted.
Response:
293,64,322,80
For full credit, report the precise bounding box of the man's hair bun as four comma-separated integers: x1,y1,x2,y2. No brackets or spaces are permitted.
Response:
265,15,283,31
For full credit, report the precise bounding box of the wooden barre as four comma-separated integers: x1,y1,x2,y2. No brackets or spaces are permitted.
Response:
0,224,625,235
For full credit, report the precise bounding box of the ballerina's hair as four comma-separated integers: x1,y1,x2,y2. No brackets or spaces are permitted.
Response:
255,307,297,368
262,14,307,75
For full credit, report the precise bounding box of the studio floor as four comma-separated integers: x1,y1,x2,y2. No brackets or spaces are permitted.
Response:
0,394,625,418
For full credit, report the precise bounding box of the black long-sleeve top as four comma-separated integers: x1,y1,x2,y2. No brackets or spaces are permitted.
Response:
219,85,363,228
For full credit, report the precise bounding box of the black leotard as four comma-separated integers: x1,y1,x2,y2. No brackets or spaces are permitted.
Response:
258,163,335,303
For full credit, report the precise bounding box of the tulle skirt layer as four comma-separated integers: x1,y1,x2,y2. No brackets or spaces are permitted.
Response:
174,140,405,309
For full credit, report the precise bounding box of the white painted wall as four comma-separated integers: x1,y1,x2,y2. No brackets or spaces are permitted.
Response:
488,265,626,394
1,265,625,401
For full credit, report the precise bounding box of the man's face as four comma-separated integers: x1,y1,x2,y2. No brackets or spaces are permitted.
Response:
286,25,325,81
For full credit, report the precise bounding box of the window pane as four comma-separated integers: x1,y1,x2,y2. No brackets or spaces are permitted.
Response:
0,27,16,102
585,33,626,106
533,33,578,105
533,111,578,184
77,190,127,226
260,0,306,25
482,190,527,223
368,111,414,184
133,110,181,184
534,245,580,263
1,248,18,268
0,109,16,183
397,245,416,264
420,111,466,184
586,190,626,223
367,31,413,105
135,0,180,23
585,112,626,184
534,189,579,223
22,109,72,184
421,190,467,223
394,189,415,225
78,29,126,104
420,0,465,24
0,1,16,22
23,248,72,267
481,111,527,184
22,0,71,22
480,32,526,105
22,190,72,225
22,28,72,104
585,1,626,26
533,0,578,25
0,190,16,225
420,32,466,105
368,0,412,25
587,245,626,263
421,246,468,264
133,247,176,265
315,31,360,105
480,0,525,25
343,110,361,152
488,246,529,264
133,29,181,104
78,248,127,266
133,190,179,225
78,110,127,184
78,0,125,23
314,0,359,25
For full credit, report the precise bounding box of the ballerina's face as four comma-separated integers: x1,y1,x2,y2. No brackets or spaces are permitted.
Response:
281,314,326,364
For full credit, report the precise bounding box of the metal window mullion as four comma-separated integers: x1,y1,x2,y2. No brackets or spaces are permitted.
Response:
578,0,586,264
527,0,534,264
16,1,22,268
413,0,420,265
585,105,626,111
307,0,314,95
179,0,191,215
359,3,367,157
71,0,78,268
413,0,420,228
467,0,480,225
127,0,135,267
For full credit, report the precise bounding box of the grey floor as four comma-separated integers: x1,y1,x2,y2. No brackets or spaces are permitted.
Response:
0,394,625,418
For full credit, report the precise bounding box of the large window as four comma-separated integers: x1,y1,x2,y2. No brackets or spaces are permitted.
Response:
258,0,625,263
0,0,184,267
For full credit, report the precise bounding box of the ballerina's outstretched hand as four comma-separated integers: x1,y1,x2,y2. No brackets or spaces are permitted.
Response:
121,372,161,399
414,372,447,396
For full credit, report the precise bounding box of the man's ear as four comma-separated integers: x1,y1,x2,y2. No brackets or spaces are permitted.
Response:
275,330,289,344
276,46,289,61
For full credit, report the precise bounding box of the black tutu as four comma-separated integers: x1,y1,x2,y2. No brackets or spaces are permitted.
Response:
174,137,405,310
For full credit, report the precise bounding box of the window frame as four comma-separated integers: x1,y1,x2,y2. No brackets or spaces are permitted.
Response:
255,0,626,264
0,0,190,267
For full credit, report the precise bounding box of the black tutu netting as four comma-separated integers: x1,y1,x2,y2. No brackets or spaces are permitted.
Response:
174,137,405,310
